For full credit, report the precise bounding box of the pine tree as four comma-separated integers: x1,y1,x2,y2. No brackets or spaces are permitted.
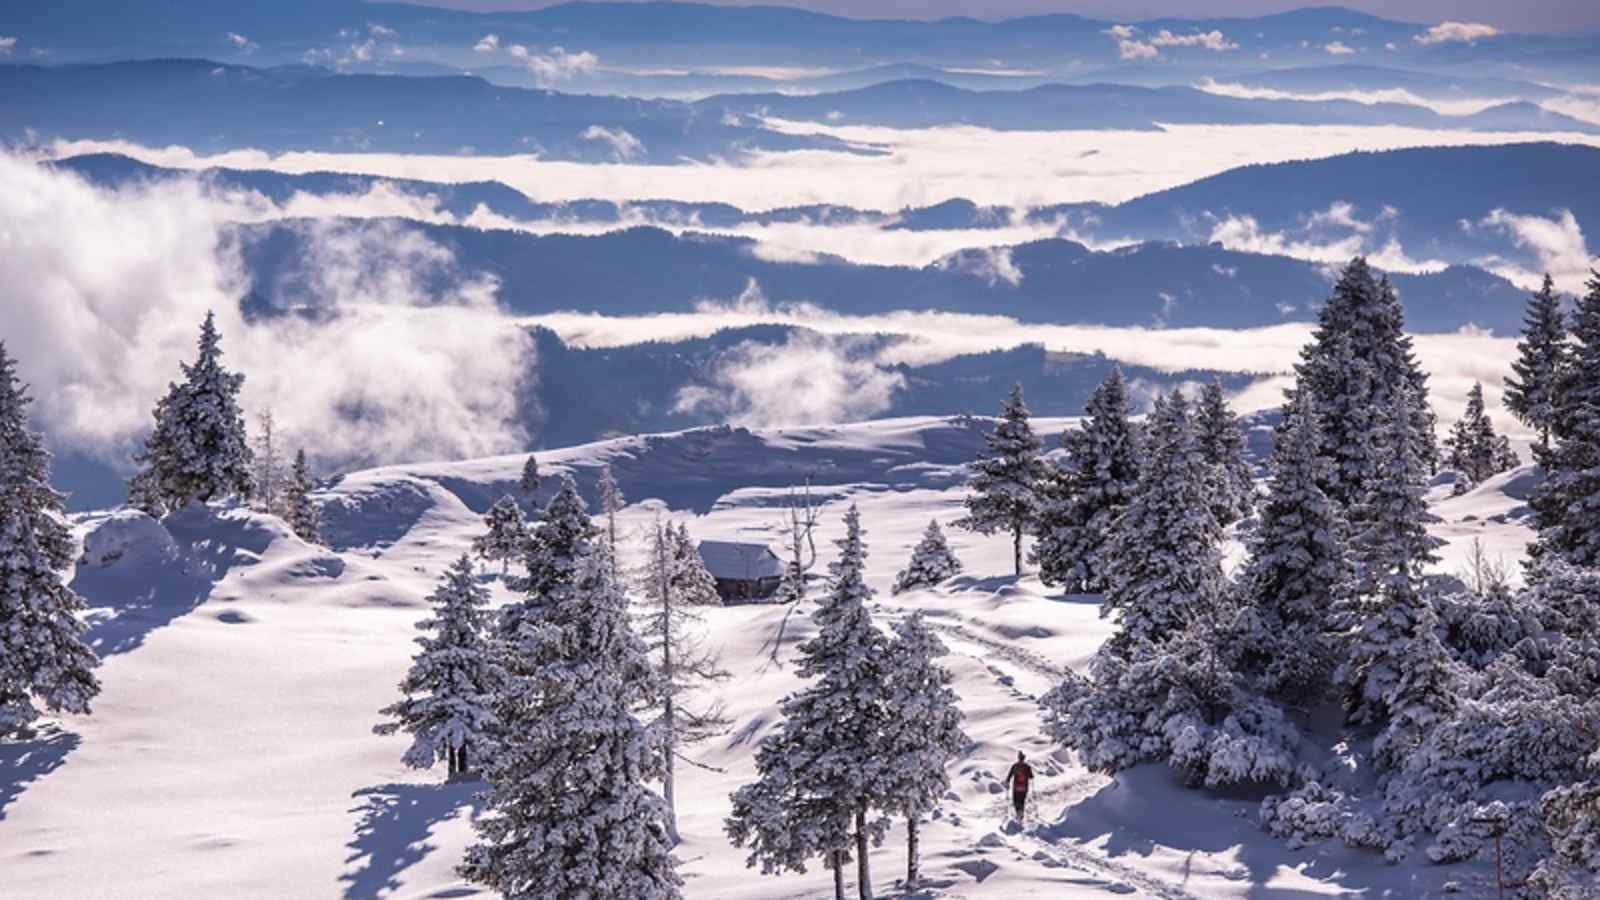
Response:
130,311,253,515
1286,259,1436,510
892,519,962,594
1492,434,1520,472
1234,391,1353,699
641,519,731,843
502,474,597,636
726,506,893,900
1101,390,1225,652
597,464,625,579
462,542,680,899
1195,378,1256,525
1341,383,1444,724
518,454,541,498
1530,272,1600,568
0,344,101,736
1504,274,1569,456
880,612,968,889
249,408,285,516
285,449,323,545
374,554,502,777
473,495,528,576
1031,367,1142,593
958,383,1044,577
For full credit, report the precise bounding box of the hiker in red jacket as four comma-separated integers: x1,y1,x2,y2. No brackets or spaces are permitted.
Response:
1006,751,1034,821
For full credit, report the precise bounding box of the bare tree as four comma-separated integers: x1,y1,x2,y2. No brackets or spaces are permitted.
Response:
763,478,824,666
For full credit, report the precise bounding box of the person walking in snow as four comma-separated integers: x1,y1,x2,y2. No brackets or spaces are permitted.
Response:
1007,751,1034,822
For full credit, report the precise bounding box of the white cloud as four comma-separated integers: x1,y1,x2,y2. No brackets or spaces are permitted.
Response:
1474,208,1592,293
1104,25,1159,60
1204,202,1450,274
508,44,530,59
933,246,1024,286
225,32,257,55
1414,22,1499,46
1150,29,1238,52
47,124,1600,215
368,24,397,38
1195,78,1511,117
525,47,599,85
0,37,15,56
579,126,645,162
0,152,532,473
473,34,499,54
1324,41,1357,56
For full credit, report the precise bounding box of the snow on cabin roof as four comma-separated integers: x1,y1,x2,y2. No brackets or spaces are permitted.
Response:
697,540,784,581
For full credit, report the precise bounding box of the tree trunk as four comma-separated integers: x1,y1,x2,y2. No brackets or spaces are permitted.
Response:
458,745,469,777
663,695,679,844
445,746,457,778
906,815,919,888
855,807,873,900
1012,522,1023,577
832,850,845,900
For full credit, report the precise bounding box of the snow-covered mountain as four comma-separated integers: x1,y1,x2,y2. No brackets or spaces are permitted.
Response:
2,416,1537,898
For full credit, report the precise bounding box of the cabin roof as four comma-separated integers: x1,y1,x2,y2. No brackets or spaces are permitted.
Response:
697,540,784,581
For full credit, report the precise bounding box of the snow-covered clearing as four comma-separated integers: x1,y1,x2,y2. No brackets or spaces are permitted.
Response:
1,416,1534,897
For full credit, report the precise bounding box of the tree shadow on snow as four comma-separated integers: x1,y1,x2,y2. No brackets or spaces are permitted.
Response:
73,507,278,658
0,728,79,821
339,781,482,899
1037,765,1449,898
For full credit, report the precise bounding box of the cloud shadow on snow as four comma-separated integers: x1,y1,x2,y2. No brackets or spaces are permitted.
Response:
0,728,80,822
339,781,482,900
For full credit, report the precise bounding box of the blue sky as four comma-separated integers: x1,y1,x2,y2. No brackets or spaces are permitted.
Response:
418,1,1598,33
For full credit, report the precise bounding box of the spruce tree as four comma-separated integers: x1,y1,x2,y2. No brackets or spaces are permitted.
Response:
726,506,893,900
880,612,968,889
1504,273,1569,456
597,464,625,579
0,344,101,736
285,449,322,544
130,311,253,515
1101,389,1225,652
462,543,680,900
1031,367,1142,592
518,453,541,498
374,554,502,777
473,495,528,576
1234,391,1353,699
1341,384,1444,724
1531,272,1600,567
1195,378,1255,525
641,519,731,843
1443,382,1512,491
501,474,596,637
958,383,1043,577
892,519,962,594
1286,259,1436,510
672,523,722,607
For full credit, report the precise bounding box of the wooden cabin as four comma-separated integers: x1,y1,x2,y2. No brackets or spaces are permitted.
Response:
697,540,784,604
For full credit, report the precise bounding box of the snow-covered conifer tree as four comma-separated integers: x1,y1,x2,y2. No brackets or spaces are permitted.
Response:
284,449,322,545
1492,435,1520,472
249,408,285,516
1234,391,1353,699
1101,389,1225,651
640,519,731,842
880,612,968,888
1341,384,1444,725
958,383,1043,577
462,540,680,899
1286,259,1436,509
597,464,625,578
502,473,596,635
892,519,962,594
473,494,528,576
1443,382,1511,491
672,523,722,607
517,453,540,498
1505,274,1569,456
1530,273,1600,567
1031,367,1141,592
1195,377,1256,525
0,344,101,735
726,506,893,900
130,311,253,515
374,554,502,777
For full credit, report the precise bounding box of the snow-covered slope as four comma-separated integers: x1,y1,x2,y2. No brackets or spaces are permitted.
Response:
1,417,1537,898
